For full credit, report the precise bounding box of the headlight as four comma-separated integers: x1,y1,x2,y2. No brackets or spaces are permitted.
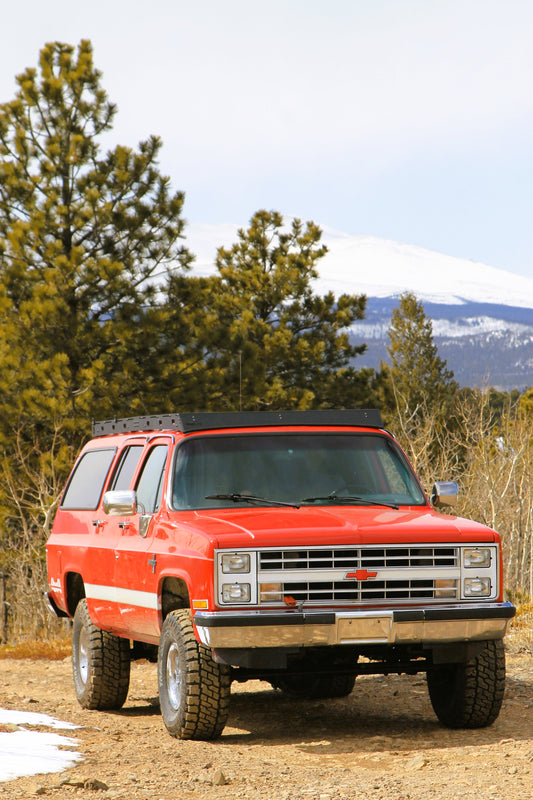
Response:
217,550,257,604
464,577,491,597
221,583,251,603
221,553,251,573
463,548,491,568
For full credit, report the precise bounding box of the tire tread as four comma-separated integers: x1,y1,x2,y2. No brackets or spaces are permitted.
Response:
158,609,230,740
72,599,130,711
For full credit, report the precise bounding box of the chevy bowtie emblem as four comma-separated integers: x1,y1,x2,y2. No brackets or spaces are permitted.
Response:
345,569,378,581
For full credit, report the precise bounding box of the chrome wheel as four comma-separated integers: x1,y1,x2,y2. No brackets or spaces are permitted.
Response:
77,624,89,686
166,642,183,710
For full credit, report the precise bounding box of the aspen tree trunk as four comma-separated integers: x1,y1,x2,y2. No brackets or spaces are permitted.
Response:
0,574,7,644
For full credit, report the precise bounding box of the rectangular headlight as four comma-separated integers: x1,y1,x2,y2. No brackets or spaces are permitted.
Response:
222,583,251,603
221,553,251,573
463,548,491,568
464,577,491,597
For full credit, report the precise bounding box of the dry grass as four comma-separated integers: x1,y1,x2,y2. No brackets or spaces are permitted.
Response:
506,602,533,653
0,638,71,660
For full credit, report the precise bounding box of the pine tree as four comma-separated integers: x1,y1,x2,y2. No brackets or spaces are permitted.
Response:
163,210,370,410
385,291,456,420
519,387,533,419
0,40,191,436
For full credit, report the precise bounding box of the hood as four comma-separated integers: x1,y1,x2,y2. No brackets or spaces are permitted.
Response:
166,505,498,550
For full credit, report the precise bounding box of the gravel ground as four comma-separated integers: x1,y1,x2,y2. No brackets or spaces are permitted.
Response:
0,649,531,800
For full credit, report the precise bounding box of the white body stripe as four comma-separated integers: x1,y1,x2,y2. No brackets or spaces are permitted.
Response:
85,583,159,611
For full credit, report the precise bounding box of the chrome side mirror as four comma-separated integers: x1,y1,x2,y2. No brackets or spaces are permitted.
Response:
430,481,459,508
103,489,138,516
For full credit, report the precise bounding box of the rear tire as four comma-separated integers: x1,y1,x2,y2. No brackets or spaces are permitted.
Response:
158,609,231,740
72,599,130,710
426,639,505,728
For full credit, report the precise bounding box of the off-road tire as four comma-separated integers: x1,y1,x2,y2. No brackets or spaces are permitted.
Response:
426,639,506,728
158,609,231,740
273,673,356,699
72,599,131,710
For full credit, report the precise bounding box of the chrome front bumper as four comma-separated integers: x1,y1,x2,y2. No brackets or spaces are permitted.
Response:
193,602,516,649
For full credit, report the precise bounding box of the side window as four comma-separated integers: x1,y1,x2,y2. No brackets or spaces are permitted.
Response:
136,445,168,514
61,448,116,510
110,445,144,491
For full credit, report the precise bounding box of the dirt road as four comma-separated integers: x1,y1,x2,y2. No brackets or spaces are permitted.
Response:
0,651,531,800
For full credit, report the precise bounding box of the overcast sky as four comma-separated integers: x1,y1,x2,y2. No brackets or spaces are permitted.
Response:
1,0,532,277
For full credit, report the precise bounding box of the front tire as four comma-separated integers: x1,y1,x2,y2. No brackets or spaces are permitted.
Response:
72,599,130,710
426,639,506,728
158,609,231,740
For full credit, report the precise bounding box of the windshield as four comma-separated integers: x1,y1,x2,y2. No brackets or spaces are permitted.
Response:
171,432,426,510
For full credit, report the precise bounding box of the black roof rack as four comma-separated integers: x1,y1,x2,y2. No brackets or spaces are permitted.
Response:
92,409,383,437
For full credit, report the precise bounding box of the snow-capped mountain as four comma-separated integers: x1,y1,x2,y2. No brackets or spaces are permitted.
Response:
184,222,533,391
314,230,533,309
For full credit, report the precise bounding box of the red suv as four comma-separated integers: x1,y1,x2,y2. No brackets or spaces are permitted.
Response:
46,410,515,739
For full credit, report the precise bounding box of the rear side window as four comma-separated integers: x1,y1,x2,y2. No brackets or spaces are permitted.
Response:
61,448,116,510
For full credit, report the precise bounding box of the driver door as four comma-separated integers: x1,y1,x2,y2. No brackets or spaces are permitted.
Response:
112,440,169,640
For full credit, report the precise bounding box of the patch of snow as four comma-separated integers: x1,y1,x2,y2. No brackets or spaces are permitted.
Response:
0,709,81,783
0,709,79,730
349,317,533,341
350,322,390,340
429,317,530,339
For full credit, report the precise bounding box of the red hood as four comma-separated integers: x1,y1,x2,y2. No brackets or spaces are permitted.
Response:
166,505,498,550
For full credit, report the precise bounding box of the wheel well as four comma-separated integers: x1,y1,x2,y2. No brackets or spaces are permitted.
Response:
65,573,85,617
161,577,190,619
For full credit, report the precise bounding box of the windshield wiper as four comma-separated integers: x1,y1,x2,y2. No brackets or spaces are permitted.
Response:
205,493,300,508
303,494,399,510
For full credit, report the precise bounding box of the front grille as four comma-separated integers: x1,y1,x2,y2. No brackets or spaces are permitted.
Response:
258,546,459,605
260,547,457,570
